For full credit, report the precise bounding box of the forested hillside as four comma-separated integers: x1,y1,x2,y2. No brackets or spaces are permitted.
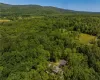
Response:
0,3,74,18
0,3,100,80
1,3,99,19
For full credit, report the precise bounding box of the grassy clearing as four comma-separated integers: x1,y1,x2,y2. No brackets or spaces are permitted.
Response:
79,33,96,44
0,20,11,22
18,16,44,20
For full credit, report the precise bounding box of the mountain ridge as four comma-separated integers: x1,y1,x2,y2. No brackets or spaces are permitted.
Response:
0,2,100,18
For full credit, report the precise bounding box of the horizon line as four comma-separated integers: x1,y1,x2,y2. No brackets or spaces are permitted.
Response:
0,2,100,13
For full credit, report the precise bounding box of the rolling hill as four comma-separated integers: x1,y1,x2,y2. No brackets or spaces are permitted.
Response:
1,3,100,19
0,3,75,17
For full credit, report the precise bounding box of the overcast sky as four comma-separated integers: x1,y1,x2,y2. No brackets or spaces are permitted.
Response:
0,0,100,12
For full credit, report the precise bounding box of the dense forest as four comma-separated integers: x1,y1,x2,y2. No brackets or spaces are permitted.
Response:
0,3,100,80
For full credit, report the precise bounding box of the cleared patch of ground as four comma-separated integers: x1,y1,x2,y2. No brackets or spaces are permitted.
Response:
18,16,44,20
0,20,11,22
79,33,97,44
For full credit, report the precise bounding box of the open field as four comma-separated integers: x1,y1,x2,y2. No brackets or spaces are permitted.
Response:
0,20,11,22
79,33,97,44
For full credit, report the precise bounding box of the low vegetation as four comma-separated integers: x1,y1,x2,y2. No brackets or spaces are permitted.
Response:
0,19,10,22
79,33,96,44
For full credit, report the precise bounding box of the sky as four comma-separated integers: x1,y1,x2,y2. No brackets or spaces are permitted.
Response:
0,0,100,12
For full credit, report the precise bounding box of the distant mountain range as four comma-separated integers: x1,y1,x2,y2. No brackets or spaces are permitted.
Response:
0,3,100,17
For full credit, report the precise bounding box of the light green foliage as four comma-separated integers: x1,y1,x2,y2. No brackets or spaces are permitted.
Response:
79,33,96,44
